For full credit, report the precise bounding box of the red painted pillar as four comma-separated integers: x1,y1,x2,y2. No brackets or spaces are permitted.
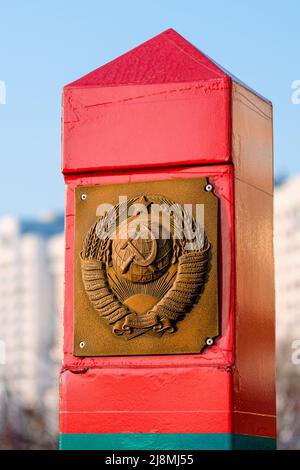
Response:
60,29,276,450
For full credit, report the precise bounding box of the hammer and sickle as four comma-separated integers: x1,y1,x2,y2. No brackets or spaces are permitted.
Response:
120,226,157,274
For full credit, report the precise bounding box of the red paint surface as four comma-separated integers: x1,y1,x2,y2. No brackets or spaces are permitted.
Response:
60,367,232,434
62,30,231,173
67,29,227,87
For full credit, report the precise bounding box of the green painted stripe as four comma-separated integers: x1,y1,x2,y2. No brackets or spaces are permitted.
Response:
60,433,276,450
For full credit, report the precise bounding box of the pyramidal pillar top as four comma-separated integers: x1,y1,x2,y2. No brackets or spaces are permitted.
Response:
60,30,275,450
62,28,234,173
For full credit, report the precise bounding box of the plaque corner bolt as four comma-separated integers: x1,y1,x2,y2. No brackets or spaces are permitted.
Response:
205,183,214,192
206,337,214,346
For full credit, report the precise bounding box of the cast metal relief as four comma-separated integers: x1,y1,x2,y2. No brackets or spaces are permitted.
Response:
80,195,211,340
74,178,219,356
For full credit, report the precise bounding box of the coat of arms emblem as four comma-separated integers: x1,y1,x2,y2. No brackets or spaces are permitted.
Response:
81,194,211,340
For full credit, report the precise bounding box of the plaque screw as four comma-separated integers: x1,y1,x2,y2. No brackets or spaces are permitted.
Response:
79,341,86,349
81,193,87,201
206,337,214,346
205,183,213,192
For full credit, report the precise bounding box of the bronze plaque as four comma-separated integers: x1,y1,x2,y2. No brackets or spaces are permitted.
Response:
73,178,219,356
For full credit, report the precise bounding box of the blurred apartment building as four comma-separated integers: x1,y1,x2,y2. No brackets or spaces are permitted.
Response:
275,175,300,342
274,174,300,449
0,214,64,447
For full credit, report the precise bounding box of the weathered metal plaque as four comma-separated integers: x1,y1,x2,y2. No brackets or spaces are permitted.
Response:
73,178,219,356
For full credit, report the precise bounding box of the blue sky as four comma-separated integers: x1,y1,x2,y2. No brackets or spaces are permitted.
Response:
0,1,299,216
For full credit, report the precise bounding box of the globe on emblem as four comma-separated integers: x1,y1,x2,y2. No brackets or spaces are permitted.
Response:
112,220,173,283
